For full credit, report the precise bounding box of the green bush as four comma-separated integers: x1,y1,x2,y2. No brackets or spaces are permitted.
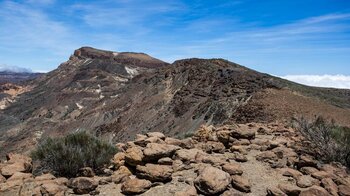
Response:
292,116,350,168
31,132,117,177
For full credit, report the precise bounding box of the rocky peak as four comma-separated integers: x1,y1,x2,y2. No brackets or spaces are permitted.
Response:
72,46,169,68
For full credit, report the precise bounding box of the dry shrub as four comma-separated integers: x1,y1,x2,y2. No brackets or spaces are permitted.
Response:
292,116,350,168
31,132,117,177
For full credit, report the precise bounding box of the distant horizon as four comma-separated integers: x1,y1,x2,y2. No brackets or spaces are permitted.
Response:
1,0,350,88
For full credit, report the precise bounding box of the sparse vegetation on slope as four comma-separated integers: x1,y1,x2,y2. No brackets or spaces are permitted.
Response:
31,132,117,177
292,116,350,168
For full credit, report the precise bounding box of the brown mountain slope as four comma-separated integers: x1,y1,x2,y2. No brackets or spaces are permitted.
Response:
0,47,349,156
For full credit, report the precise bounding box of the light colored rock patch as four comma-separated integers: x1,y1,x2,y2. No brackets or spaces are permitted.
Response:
125,66,139,77
76,103,84,110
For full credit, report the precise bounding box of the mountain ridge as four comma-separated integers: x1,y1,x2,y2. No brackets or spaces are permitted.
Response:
0,47,349,157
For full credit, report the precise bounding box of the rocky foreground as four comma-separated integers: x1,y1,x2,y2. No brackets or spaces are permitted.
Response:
1,123,350,196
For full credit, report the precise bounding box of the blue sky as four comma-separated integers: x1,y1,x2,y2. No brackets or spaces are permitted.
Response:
0,0,350,87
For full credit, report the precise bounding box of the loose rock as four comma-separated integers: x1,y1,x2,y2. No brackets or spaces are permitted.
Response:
278,184,301,196
124,146,144,166
321,178,338,196
121,178,152,195
231,175,251,193
299,185,329,196
222,163,243,175
143,143,180,161
69,177,98,194
136,164,173,182
296,175,319,188
194,166,231,195
338,184,350,196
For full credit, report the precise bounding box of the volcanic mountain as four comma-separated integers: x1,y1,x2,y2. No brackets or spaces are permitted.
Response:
1,47,349,156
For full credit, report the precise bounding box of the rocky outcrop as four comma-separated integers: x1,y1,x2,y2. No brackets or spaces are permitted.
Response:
1,124,350,195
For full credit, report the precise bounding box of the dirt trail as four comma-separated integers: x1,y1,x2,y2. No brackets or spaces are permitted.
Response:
241,135,292,195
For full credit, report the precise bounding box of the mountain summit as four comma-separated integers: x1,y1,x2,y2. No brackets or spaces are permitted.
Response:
0,47,349,155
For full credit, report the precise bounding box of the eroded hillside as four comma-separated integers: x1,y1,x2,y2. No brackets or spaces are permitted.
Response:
0,47,349,156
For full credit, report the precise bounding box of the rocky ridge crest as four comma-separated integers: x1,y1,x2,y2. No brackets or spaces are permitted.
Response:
1,123,349,195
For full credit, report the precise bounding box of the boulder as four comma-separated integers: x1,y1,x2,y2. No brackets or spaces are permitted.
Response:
233,152,248,162
256,151,278,162
230,145,248,155
41,182,67,196
111,166,132,184
272,147,298,159
6,172,32,182
216,130,231,146
196,154,226,166
69,177,98,194
115,143,127,152
321,178,338,196
165,137,183,146
299,185,329,196
143,143,180,161
266,187,287,196
201,141,226,154
221,189,245,196
231,129,255,140
112,152,125,169
297,155,318,169
231,175,251,193
1,162,32,178
278,184,301,196
280,168,303,179
231,139,251,146
300,167,319,175
222,163,243,175
146,132,166,139
158,157,173,165
193,125,217,142
121,178,152,195
136,164,173,182
174,185,198,196
339,184,350,196
175,149,204,162
311,171,333,180
6,153,31,165
124,146,144,166
173,160,187,172
55,177,69,186
180,138,195,149
135,136,165,147
296,175,319,188
134,135,149,147
194,166,231,195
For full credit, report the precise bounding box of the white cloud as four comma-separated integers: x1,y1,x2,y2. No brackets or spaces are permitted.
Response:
0,64,32,73
282,75,350,89
0,1,76,55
